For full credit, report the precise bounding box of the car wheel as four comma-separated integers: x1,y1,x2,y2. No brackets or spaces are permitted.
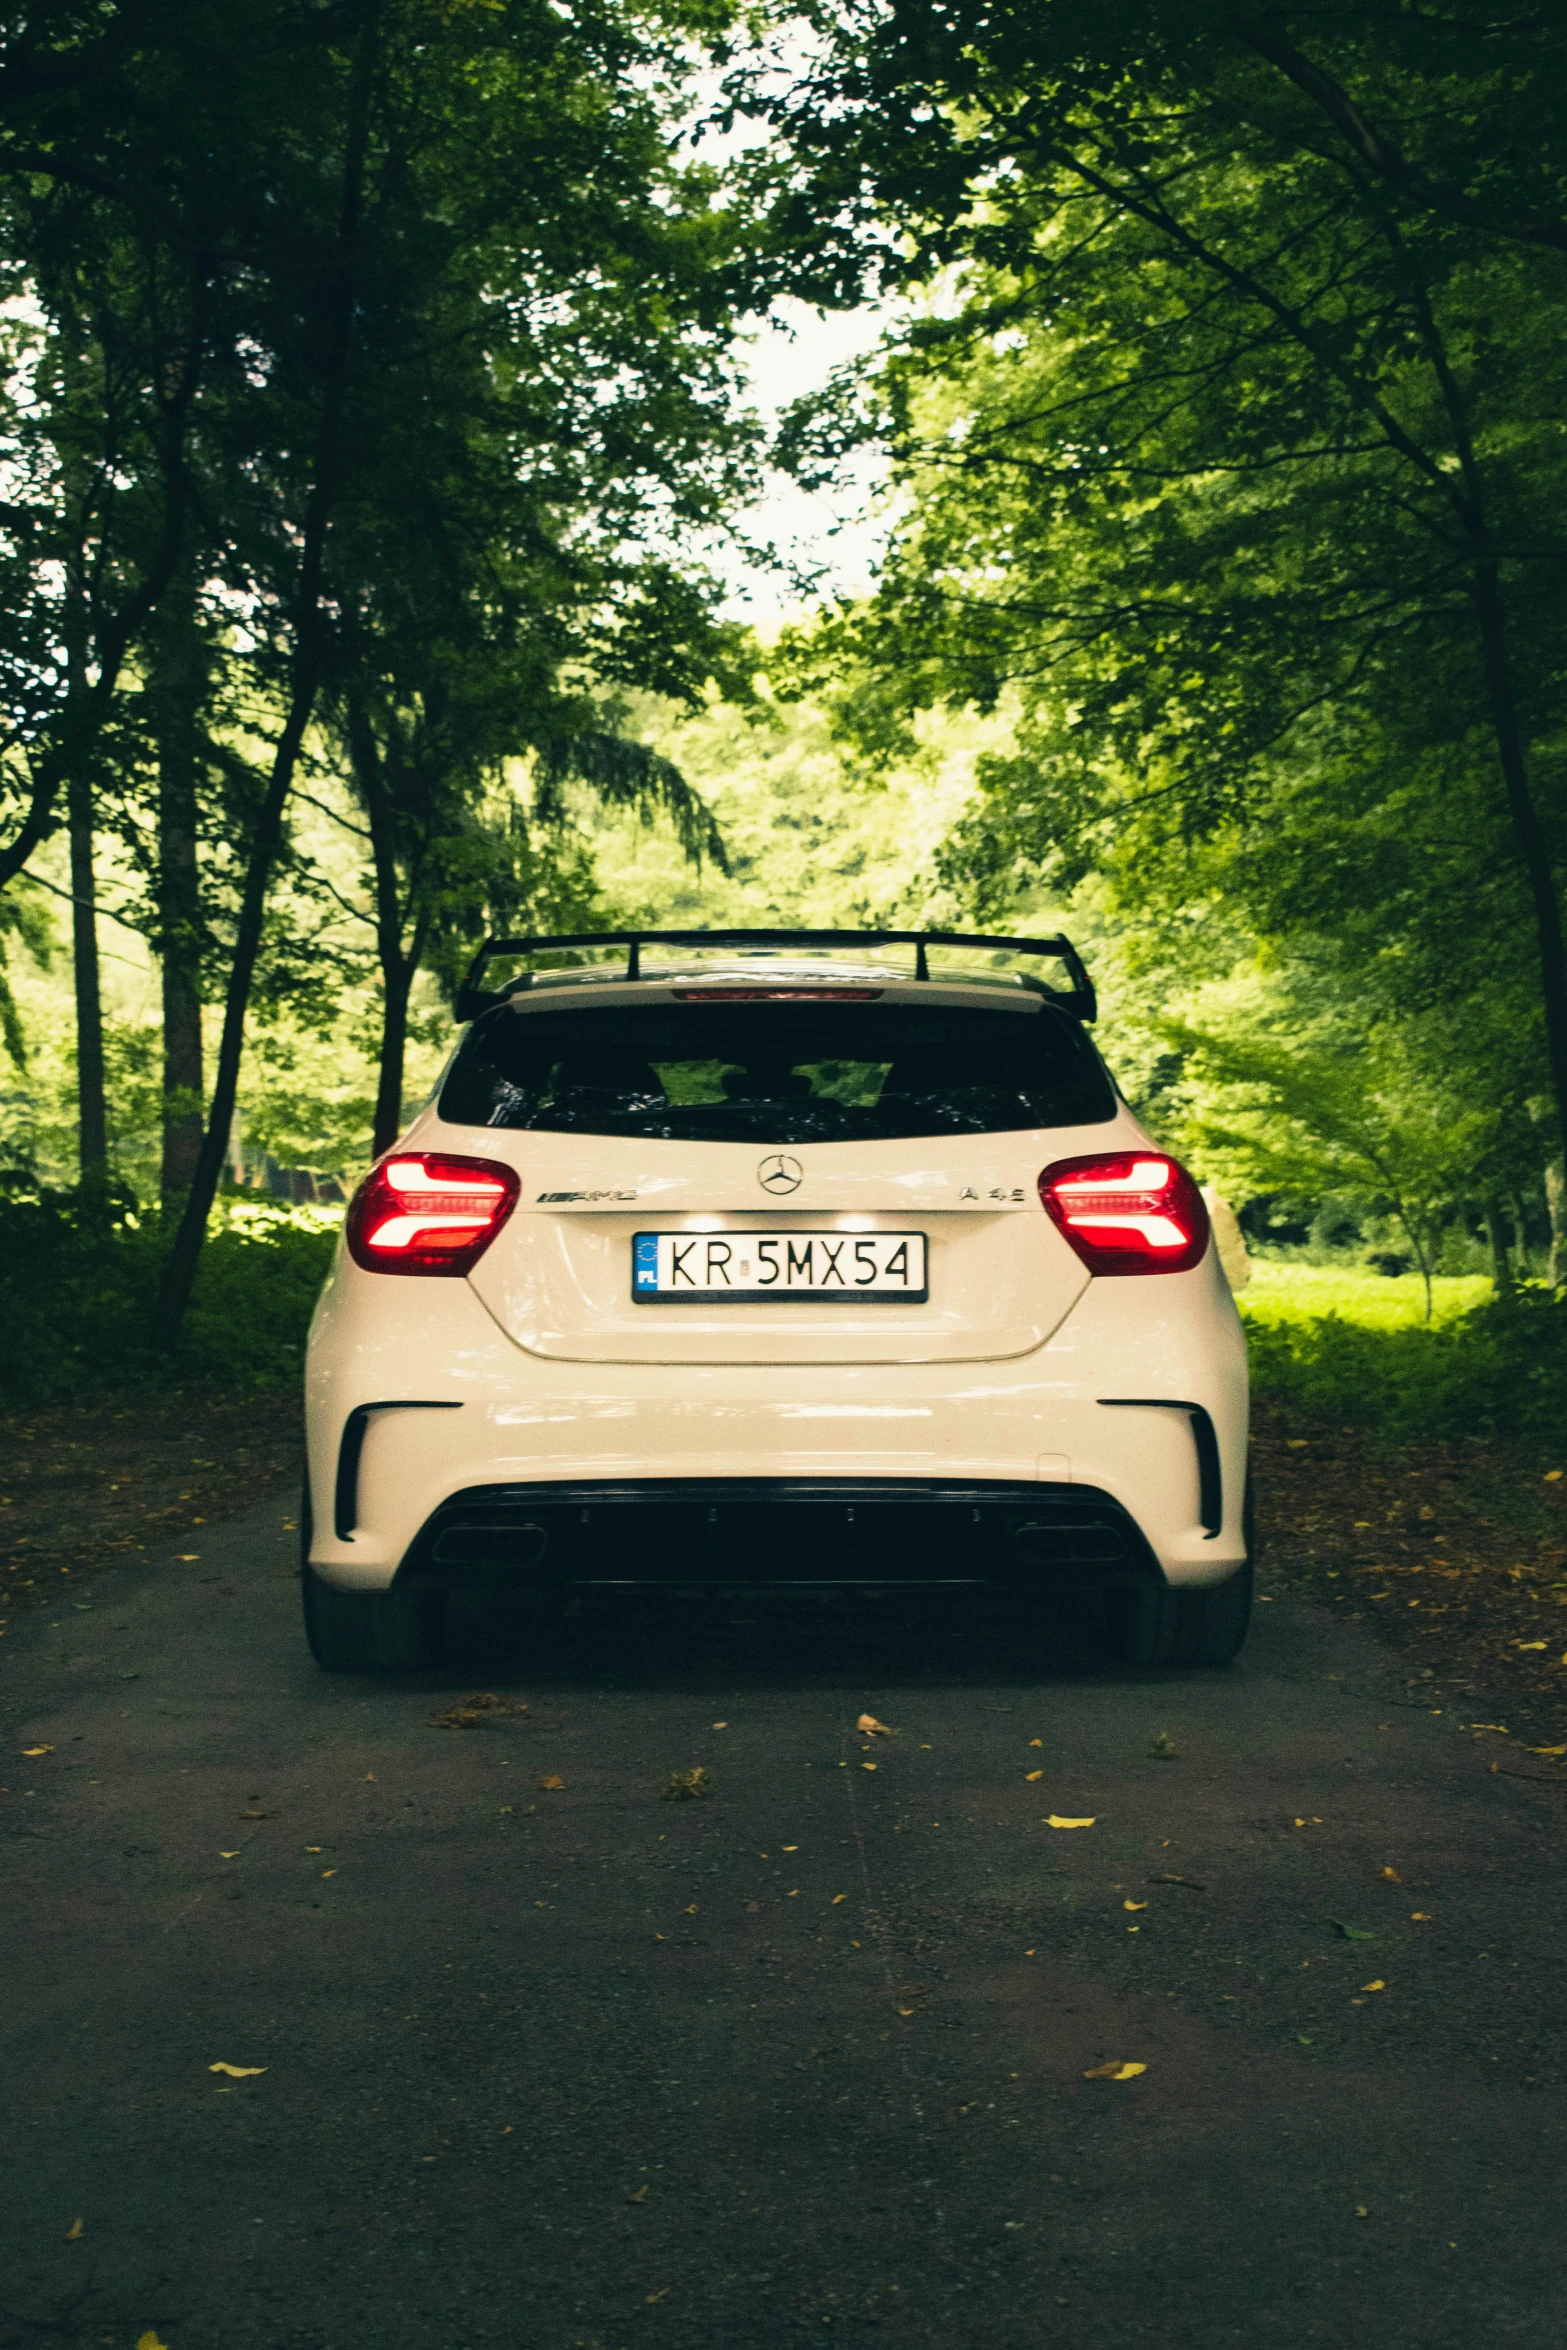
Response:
1102,1474,1255,1668
298,1476,443,1672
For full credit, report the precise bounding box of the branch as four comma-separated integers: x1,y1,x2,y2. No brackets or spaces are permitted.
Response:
23,869,154,937
1053,143,1463,512
1245,29,1567,256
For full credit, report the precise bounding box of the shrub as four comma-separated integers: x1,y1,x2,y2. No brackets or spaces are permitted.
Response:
1245,1284,1567,1444
0,1198,336,1405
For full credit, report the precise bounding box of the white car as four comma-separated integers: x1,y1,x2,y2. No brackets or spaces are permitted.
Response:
301,931,1251,1671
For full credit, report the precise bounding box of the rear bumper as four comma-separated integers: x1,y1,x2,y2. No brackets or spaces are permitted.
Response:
393,1475,1166,1593
304,1244,1249,1593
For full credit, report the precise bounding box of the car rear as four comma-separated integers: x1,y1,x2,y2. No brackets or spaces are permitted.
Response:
302,935,1250,1668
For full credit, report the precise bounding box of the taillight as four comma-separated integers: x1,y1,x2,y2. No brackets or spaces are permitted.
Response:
1038,1152,1209,1276
345,1151,519,1276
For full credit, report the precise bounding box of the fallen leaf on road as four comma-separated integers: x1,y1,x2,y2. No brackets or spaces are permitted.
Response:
20,1745,52,1756
1331,1921,1376,1940
1148,1731,1178,1759
857,1714,893,1736
1411,1911,1432,1921
364,1773,375,1781
832,1893,847,1903
1468,1724,1509,1735
1154,1873,1206,1890
1024,1769,1043,1782
1028,1737,1042,1747
208,2062,266,2078
305,1846,323,1853
1545,1470,1563,1482
646,2287,671,2304
1380,1867,1401,1883
1083,2061,1146,2081
219,1850,239,1860
538,1774,566,1792
897,2006,916,2017
782,1844,798,1851
321,1869,337,1879
1124,1900,1146,1912
238,1810,271,1820
1360,1979,1386,1993
64,2218,83,2240
135,2334,169,2350
1527,1745,1567,1756
1045,1815,1095,1829
628,2184,649,2204
430,1692,528,1729
1515,1642,1547,1652
176,1553,199,1561
660,1768,710,1801
683,1904,698,1915
711,1721,727,1730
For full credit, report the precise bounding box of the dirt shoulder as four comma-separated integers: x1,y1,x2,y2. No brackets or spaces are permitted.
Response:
1252,1401,1567,1769
0,1391,302,1641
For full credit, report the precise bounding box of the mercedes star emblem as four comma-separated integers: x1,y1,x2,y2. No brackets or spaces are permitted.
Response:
758,1152,803,1195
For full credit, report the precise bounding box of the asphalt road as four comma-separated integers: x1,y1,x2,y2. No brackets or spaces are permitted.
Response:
3,1497,1564,2350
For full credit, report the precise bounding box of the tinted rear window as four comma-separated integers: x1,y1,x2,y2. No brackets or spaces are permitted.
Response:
439,1000,1114,1143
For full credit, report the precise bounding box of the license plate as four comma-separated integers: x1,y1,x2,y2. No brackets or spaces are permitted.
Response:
632,1231,928,1301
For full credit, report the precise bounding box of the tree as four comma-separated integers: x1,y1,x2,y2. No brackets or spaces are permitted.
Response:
142,0,758,1343
754,0,1567,1173
315,258,740,1156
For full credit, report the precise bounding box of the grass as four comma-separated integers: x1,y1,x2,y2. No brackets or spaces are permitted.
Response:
1240,1258,1566,1444
1240,1260,1491,1332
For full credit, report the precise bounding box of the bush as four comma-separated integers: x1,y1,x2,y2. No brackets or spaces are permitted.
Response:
0,1198,337,1405
1245,1284,1567,1444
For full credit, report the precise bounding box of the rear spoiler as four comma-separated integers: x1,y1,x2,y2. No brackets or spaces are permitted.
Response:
452,929,1096,1024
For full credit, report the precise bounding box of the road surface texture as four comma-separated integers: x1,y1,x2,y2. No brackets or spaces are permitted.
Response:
3,1497,1563,2350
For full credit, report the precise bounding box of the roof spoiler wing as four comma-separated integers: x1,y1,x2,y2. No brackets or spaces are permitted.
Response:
452,929,1096,1024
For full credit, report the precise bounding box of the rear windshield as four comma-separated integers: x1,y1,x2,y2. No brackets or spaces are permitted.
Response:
438,1000,1115,1143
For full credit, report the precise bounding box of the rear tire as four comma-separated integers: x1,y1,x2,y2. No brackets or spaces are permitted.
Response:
299,1476,442,1672
1102,1475,1255,1667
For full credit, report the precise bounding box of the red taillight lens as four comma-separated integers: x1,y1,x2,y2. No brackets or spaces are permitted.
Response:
345,1151,519,1276
1038,1151,1210,1276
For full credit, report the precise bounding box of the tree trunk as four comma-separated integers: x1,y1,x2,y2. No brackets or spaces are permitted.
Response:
1483,1198,1515,1300
1468,563,1567,1174
152,18,377,1352
344,685,423,1160
1546,1162,1566,1289
373,955,414,1157
149,568,207,1203
66,764,108,1205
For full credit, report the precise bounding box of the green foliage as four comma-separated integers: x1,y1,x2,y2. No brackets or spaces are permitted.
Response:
758,0,1567,1195
0,877,50,1065
1149,991,1498,1308
0,1195,335,1405
591,689,1002,929
1245,1286,1567,1447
